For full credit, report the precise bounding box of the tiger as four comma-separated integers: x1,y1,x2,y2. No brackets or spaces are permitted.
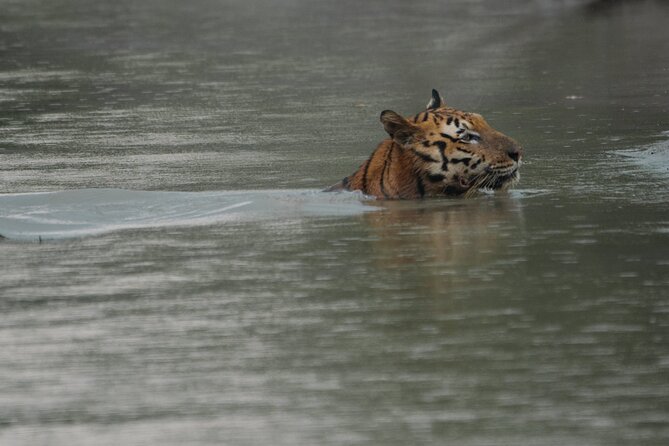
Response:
326,89,523,199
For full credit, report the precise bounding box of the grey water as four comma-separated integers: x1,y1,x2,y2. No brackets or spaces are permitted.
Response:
1,0,669,444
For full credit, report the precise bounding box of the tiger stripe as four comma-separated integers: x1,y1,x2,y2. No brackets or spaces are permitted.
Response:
324,89,523,199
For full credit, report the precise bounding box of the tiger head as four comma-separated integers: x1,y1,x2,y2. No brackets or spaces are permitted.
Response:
380,89,523,196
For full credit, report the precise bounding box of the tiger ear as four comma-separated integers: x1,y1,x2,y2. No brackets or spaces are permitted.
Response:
426,88,444,110
380,110,421,145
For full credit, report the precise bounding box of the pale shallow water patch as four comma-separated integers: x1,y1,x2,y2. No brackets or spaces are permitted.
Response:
0,188,374,241
615,132,669,177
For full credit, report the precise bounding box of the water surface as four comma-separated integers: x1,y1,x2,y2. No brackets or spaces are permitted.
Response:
1,0,669,445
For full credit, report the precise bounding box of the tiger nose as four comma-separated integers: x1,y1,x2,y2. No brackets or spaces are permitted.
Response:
507,145,522,163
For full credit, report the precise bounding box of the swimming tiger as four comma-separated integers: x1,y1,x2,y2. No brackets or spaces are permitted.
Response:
327,89,523,199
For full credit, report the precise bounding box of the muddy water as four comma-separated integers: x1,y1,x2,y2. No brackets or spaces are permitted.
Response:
1,0,669,445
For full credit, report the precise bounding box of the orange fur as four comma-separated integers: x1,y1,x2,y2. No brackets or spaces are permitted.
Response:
327,90,523,200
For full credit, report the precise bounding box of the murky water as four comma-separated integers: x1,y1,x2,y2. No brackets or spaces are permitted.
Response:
1,0,669,444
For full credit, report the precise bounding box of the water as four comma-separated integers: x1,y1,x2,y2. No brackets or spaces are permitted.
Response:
1,0,669,444
0,188,374,240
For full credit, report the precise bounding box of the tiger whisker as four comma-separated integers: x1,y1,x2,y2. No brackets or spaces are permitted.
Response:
463,176,480,198
464,172,492,198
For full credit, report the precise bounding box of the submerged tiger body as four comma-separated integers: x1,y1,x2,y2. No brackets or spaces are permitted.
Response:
327,90,523,199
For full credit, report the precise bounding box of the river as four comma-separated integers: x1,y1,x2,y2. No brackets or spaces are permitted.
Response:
1,0,668,444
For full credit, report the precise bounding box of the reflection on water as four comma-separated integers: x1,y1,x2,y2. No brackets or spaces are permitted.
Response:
367,195,527,267
1,0,669,445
